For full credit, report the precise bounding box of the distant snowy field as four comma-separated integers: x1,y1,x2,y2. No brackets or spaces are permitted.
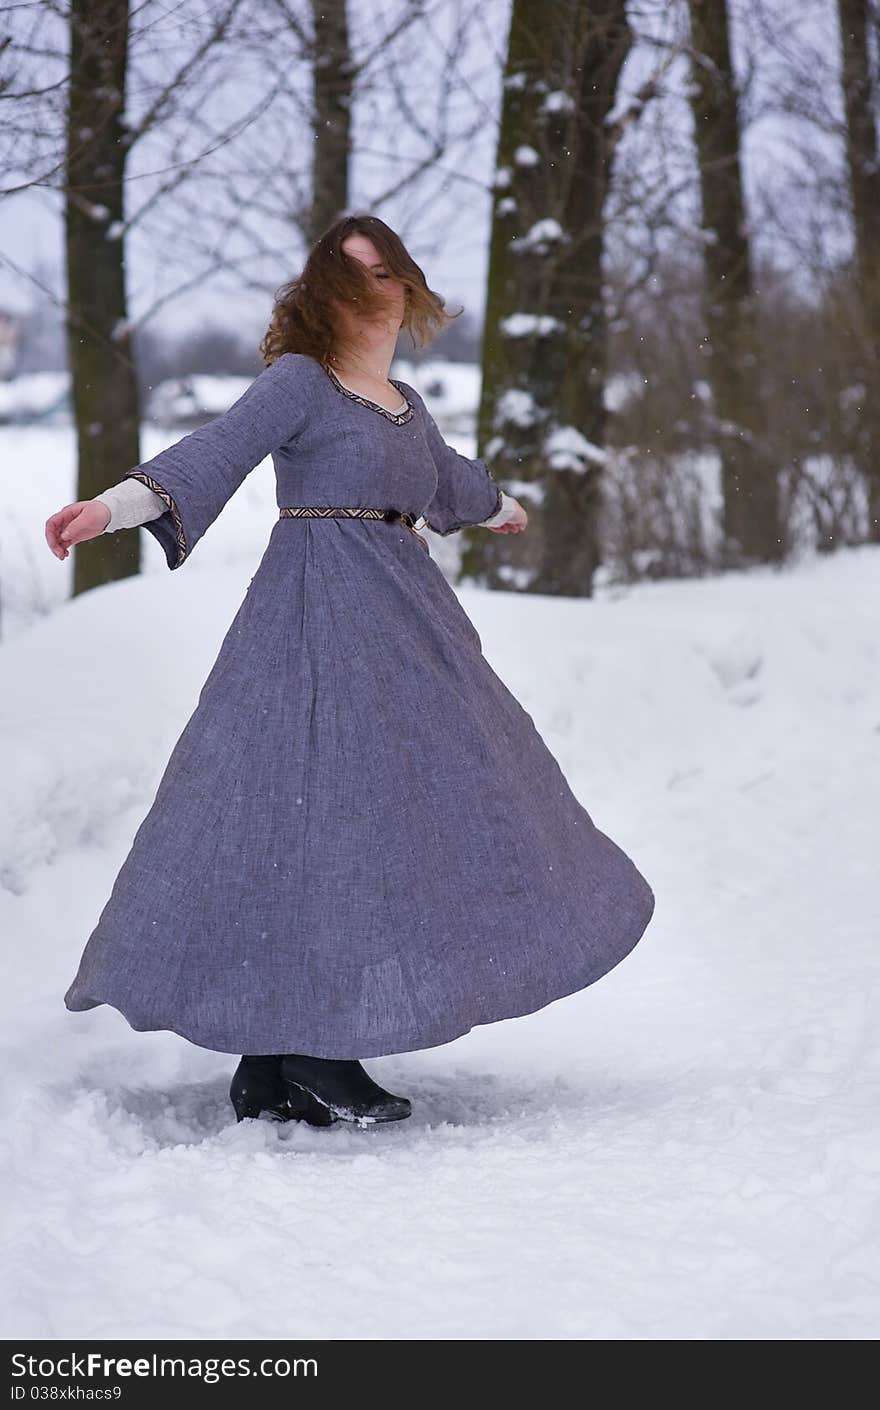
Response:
1,421,878,1340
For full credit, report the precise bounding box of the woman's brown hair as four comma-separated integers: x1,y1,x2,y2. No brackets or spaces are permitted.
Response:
259,213,459,368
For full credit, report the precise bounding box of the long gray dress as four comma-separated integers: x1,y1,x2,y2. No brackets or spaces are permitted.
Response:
64,353,656,1058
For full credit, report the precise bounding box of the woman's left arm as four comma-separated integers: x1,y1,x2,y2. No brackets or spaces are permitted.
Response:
408,387,506,535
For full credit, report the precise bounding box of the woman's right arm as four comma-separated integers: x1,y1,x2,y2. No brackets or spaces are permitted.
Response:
45,352,313,565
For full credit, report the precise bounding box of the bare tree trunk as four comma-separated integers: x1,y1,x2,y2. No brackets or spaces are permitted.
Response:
66,0,141,595
837,0,880,540
464,0,631,597
687,0,783,567
308,0,352,243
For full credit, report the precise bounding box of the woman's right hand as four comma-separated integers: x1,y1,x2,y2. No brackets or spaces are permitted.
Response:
45,500,111,560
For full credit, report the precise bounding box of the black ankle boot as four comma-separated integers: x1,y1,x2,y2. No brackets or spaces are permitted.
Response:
229,1055,333,1126
279,1053,412,1126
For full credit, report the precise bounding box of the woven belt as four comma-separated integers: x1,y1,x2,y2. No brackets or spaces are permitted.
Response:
278,505,429,551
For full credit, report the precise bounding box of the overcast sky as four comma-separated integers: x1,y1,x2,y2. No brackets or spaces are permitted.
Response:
0,0,848,353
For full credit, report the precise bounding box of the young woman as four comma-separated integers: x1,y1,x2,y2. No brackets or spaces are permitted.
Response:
47,213,656,1131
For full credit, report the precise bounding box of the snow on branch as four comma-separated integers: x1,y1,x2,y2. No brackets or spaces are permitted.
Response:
499,313,566,338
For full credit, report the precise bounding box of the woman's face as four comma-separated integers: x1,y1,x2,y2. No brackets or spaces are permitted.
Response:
340,233,406,334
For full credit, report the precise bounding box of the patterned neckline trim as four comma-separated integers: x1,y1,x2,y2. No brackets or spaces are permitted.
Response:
322,364,414,424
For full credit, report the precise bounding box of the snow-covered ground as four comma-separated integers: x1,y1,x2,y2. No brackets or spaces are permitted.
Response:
1,425,878,1340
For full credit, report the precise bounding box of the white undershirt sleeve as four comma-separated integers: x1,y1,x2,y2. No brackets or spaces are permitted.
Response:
482,491,520,527
93,479,168,532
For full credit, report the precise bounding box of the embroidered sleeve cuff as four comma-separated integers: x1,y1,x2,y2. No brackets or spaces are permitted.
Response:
122,471,188,569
